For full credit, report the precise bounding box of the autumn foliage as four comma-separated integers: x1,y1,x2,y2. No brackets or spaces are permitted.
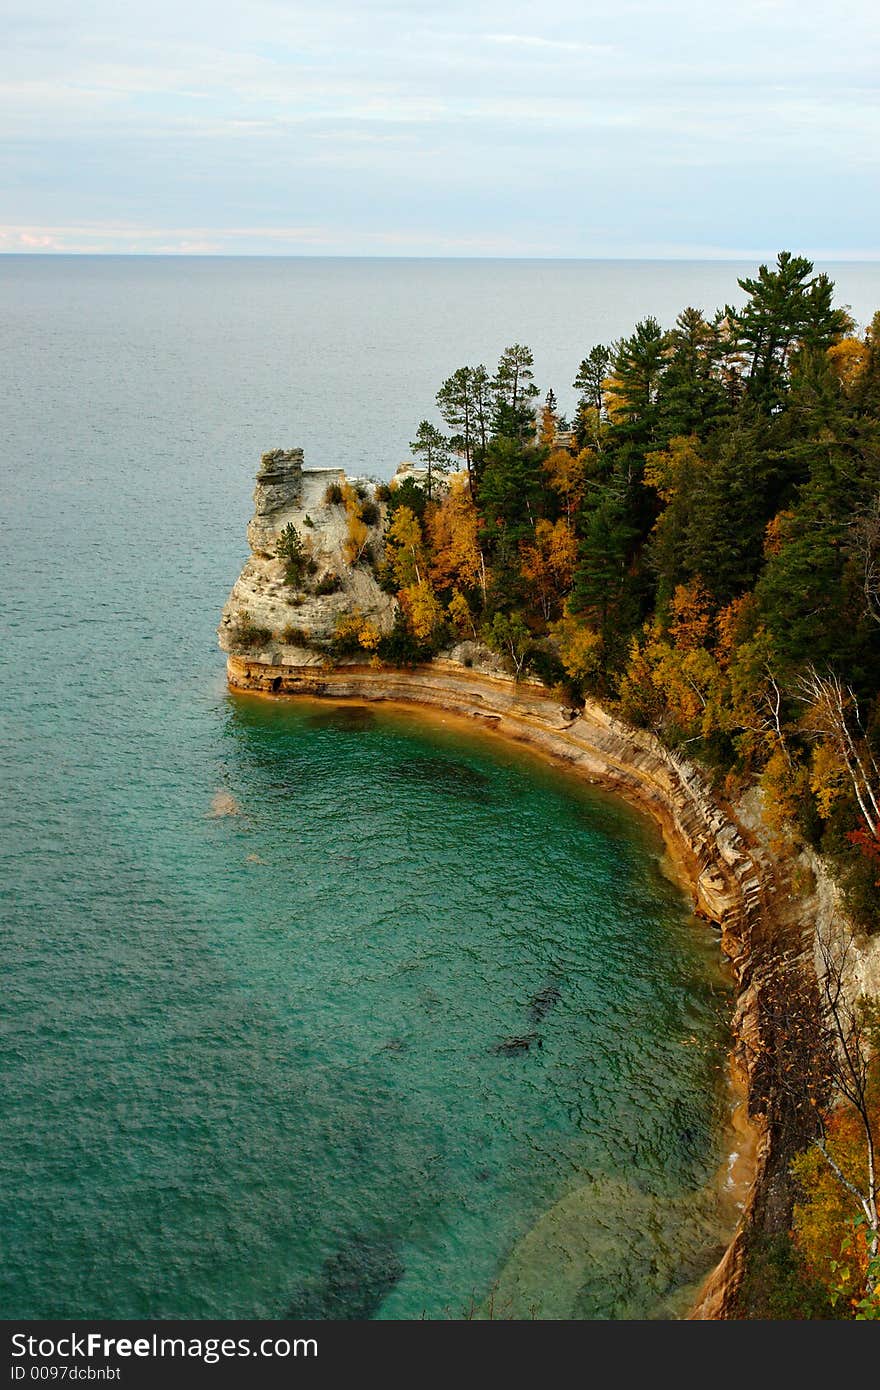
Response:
365,261,880,941
316,261,880,1317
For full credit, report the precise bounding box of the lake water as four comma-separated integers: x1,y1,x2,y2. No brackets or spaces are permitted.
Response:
2,256,878,1319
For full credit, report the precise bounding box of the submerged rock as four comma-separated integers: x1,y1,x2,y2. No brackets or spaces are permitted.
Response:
288,1232,404,1320
492,1032,543,1055
527,983,561,1023
485,1175,730,1321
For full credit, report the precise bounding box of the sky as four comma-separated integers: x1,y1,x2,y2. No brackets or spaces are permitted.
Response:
1,0,878,257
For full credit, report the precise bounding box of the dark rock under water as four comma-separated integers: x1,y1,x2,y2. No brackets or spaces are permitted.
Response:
492,1032,543,1055
528,983,562,1023
304,706,378,733
288,1233,405,1320
391,754,493,798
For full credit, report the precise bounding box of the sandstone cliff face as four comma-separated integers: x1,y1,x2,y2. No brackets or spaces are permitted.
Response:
219,450,396,659
247,448,306,555
218,466,777,1316
218,453,879,1320
222,652,782,1316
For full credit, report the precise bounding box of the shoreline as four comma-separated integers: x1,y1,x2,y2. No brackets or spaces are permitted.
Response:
225,652,796,1318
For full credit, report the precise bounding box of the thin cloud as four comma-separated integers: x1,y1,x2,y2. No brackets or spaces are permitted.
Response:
0,218,568,256
1,0,878,257
485,33,613,54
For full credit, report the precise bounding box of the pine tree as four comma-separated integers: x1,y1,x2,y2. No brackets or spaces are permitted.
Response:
573,344,611,451
436,365,490,488
607,317,667,427
570,477,641,669
728,251,852,409
490,345,540,441
656,307,728,439
409,421,453,501
682,426,773,604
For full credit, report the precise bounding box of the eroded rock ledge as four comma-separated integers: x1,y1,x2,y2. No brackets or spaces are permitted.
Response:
224,650,800,1318
221,450,880,1318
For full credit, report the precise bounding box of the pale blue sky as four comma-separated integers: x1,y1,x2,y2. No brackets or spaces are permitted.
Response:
2,0,878,256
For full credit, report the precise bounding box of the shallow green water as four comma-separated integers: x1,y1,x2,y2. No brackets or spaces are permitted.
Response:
2,688,736,1319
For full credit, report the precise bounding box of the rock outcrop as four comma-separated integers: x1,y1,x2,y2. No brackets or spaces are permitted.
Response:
247,448,304,555
219,449,879,1320
221,651,801,1315
219,450,396,659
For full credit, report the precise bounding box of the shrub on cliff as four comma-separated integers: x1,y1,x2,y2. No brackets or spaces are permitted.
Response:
228,612,273,650
377,609,436,667
738,1232,835,1319
527,641,575,697
315,572,342,596
281,624,311,647
277,523,310,585
324,482,344,505
330,609,381,657
386,476,427,521
484,611,533,679
342,483,372,565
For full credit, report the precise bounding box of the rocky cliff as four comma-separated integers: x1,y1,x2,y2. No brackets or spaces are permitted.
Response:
219,449,396,660
219,450,879,1319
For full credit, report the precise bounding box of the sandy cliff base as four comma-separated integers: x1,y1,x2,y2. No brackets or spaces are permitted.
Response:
226,653,814,1318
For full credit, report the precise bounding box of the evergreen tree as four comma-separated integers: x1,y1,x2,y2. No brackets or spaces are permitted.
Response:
436,364,490,488
643,435,708,610
728,251,852,409
478,435,545,545
276,522,309,585
570,477,641,669
656,307,728,439
607,317,667,428
490,344,541,441
756,478,865,674
386,475,427,521
573,344,611,450
682,426,773,604
409,421,453,501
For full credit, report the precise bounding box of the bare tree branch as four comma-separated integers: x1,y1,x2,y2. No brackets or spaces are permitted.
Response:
850,495,880,628
795,666,880,836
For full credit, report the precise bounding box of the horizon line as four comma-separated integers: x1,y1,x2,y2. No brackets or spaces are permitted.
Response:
2,250,879,263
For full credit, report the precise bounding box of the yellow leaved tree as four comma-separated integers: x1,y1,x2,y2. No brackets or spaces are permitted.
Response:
520,519,579,622
342,483,371,566
618,582,725,740
827,337,870,394
385,506,427,588
543,447,587,522
550,606,603,687
400,581,444,642
425,475,485,596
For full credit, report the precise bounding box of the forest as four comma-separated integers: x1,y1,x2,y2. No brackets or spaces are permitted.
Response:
312,254,880,1315
329,254,880,1316
336,253,880,944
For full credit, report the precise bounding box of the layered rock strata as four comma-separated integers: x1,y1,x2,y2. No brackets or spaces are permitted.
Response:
220,450,877,1318
224,652,782,1315
219,450,396,655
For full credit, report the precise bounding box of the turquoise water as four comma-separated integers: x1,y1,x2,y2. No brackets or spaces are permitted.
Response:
1,689,734,1319
5,255,874,1320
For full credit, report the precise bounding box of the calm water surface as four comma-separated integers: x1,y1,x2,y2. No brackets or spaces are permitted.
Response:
2,257,878,1318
